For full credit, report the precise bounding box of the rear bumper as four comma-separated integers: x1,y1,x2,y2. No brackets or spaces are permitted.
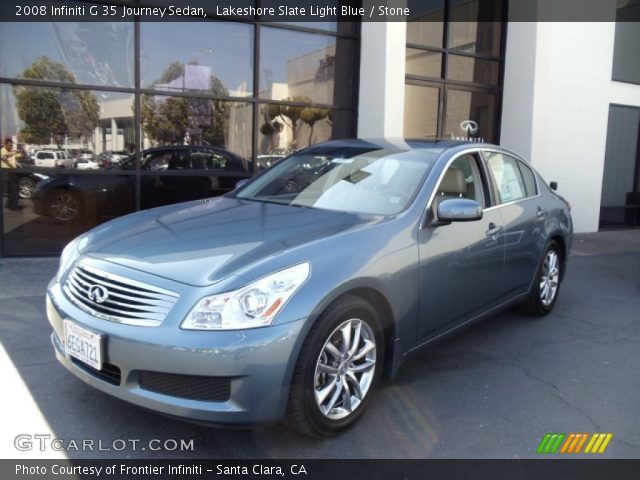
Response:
47,279,307,425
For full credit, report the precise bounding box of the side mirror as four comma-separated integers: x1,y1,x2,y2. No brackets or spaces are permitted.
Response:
235,178,250,190
549,181,558,191
436,198,483,223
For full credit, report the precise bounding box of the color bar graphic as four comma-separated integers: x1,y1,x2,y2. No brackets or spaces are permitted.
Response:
584,433,614,454
560,433,589,453
537,432,613,454
537,433,566,453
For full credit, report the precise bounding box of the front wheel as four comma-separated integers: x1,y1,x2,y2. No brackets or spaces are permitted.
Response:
49,190,83,223
520,240,562,316
17,177,36,199
286,295,384,437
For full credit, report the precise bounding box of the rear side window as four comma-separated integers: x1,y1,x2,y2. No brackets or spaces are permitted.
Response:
485,152,528,204
517,160,537,197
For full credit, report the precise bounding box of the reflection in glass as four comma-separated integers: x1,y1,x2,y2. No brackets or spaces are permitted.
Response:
0,83,134,171
406,49,443,78
258,105,351,156
236,149,433,216
115,146,248,174
448,22,503,57
406,0,445,47
612,4,640,84
0,22,134,87
140,172,247,209
404,85,439,139
444,89,497,142
600,105,640,228
140,95,252,160
267,21,340,32
3,173,134,255
259,27,355,106
141,22,253,97
447,54,500,85
448,0,503,57
259,0,347,29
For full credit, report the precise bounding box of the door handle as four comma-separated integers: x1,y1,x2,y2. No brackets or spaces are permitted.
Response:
486,223,503,238
536,207,546,218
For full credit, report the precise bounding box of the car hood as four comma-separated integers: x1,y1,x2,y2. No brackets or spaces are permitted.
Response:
82,197,372,286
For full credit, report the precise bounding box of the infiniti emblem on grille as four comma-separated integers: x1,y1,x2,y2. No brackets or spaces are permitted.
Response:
87,285,109,304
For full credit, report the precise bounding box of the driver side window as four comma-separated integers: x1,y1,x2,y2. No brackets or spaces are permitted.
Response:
432,154,486,217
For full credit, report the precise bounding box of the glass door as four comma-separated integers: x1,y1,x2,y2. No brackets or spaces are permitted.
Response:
599,105,640,229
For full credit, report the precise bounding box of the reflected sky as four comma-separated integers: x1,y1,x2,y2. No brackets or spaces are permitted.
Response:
0,22,134,87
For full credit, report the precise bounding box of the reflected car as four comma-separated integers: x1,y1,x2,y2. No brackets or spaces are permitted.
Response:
99,150,130,168
47,139,572,436
31,146,248,223
74,158,100,170
256,154,285,171
33,150,74,169
78,150,94,162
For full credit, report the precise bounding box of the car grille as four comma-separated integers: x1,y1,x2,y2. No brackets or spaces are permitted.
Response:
138,371,231,402
62,262,179,327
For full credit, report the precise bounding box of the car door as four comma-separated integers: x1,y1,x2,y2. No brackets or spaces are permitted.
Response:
482,150,546,296
417,152,506,340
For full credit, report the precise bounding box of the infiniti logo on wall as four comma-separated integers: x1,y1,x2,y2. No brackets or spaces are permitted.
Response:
452,120,484,142
87,285,109,304
460,120,479,134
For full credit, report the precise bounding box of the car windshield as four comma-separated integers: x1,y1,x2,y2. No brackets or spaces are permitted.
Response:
234,146,437,215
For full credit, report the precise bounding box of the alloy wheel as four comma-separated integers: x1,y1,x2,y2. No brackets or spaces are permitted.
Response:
18,178,35,199
539,250,560,306
313,318,377,420
50,193,79,222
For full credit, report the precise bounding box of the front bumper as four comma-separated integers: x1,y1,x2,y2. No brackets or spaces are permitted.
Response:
47,278,307,425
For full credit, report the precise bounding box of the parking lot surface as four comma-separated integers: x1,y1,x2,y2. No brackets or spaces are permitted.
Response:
0,230,638,459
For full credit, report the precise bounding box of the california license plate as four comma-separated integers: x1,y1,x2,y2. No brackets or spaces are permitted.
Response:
63,320,102,370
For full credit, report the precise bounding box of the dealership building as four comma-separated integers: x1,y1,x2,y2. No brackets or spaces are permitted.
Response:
0,0,639,256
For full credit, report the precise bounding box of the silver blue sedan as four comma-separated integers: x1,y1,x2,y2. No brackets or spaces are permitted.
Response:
47,139,572,436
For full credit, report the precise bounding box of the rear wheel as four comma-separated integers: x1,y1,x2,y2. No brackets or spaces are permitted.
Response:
520,240,562,316
286,295,384,437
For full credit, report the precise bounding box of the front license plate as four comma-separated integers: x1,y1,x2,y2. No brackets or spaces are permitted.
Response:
63,320,103,370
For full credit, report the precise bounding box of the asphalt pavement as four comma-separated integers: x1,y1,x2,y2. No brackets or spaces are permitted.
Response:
0,230,638,459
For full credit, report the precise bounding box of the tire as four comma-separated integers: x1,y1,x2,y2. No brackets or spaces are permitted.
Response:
17,177,36,199
49,190,83,223
286,295,384,437
519,240,562,316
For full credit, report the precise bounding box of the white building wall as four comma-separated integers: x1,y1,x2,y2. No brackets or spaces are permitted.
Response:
357,22,407,137
501,20,640,232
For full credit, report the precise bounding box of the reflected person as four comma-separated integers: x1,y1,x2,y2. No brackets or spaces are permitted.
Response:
1,137,20,211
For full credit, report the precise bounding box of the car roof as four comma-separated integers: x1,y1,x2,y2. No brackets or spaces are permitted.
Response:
134,145,245,161
302,138,501,156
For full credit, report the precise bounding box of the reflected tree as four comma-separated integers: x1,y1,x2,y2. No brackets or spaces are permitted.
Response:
13,56,99,148
141,61,231,147
264,97,330,149
300,106,330,145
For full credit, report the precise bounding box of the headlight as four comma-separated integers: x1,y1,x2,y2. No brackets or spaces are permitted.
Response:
56,235,87,282
181,262,310,330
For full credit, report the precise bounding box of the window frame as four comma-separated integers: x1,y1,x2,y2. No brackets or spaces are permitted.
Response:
516,158,538,197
